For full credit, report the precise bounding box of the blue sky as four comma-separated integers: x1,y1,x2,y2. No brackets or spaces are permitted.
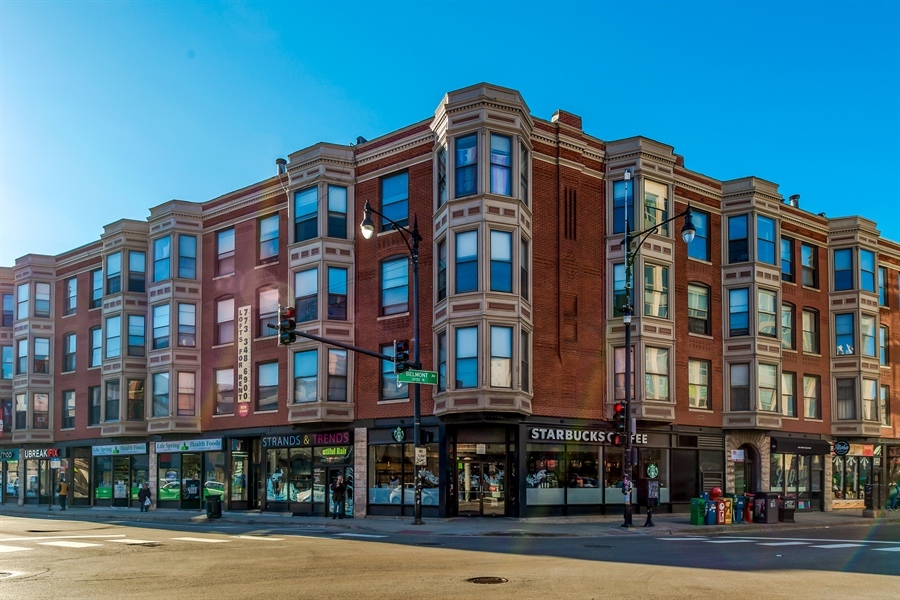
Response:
1,0,898,266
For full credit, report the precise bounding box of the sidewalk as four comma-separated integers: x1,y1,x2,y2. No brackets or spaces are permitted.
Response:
2,502,898,537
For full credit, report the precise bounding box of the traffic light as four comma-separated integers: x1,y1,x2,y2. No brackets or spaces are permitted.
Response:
278,305,297,345
613,402,627,433
393,340,410,373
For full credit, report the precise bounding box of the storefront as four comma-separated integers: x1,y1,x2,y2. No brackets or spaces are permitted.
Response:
262,431,354,517
155,438,225,511
0,448,18,503
92,443,148,508
368,425,441,518
20,447,67,506
831,442,880,510
768,437,830,511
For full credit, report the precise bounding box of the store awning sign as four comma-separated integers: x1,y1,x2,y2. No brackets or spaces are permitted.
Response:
155,439,223,453
833,440,850,456
93,443,148,456
0,449,19,461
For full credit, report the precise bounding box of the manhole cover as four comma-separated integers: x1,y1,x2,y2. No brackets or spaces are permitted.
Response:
467,577,508,585
415,542,444,547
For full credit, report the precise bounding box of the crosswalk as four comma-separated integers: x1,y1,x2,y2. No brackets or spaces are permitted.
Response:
660,536,900,552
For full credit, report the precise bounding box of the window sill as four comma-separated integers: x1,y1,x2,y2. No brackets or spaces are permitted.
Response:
377,398,410,405
212,413,235,418
782,348,798,355
254,409,278,415
213,273,235,281
687,332,714,340
686,257,713,266
688,407,713,412
256,261,279,269
211,342,235,349
377,312,409,322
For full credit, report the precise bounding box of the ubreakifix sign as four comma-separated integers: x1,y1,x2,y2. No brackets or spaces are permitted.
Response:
21,447,66,459
155,439,223,453
529,427,649,445
92,443,147,456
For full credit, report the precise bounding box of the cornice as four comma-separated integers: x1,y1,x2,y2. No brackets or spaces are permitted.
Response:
355,130,434,168
203,186,288,223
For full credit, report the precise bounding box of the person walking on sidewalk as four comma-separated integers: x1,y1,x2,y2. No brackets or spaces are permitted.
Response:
889,481,899,511
138,482,152,512
57,478,68,511
330,475,346,519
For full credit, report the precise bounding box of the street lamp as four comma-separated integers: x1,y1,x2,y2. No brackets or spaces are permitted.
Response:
620,170,695,527
360,200,426,525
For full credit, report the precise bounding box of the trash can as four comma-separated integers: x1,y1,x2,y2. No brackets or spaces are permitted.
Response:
705,500,718,525
691,498,706,525
864,484,874,510
744,494,754,523
754,492,779,524
733,495,745,523
206,495,222,519
779,495,797,523
722,497,733,524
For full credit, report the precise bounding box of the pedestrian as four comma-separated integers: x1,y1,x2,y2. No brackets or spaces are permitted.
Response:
57,477,68,511
138,482,152,512
889,481,899,511
330,474,346,519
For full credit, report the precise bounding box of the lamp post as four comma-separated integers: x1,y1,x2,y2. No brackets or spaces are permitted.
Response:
360,200,425,525
620,170,696,527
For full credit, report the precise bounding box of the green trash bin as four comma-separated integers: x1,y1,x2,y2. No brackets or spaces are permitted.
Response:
690,497,706,525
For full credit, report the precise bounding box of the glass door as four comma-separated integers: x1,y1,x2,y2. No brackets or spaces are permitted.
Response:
458,462,483,516
456,461,506,516
111,457,130,508
181,453,202,510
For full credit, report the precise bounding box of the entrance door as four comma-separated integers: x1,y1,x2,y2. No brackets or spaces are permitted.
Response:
181,453,202,510
326,468,345,518
111,457,130,508
457,461,505,516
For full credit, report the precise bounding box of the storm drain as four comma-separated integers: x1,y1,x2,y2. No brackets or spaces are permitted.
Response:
467,577,508,585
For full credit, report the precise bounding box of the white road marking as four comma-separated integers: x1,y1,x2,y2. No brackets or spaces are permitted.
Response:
872,547,900,552
704,539,757,544
234,535,284,541
171,537,230,543
711,535,899,545
756,542,809,546
39,541,102,548
334,533,387,539
108,539,157,545
661,537,708,541
810,543,866,549
0,545,31,553
0,534,125,542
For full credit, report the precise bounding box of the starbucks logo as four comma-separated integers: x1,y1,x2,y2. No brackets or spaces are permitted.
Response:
646,463,659,479
392,427,405,443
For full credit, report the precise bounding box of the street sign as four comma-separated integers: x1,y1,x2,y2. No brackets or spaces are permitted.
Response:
397,369,438,385
415,447,427,466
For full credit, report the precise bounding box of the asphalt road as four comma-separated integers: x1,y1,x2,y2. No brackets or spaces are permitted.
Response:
1,515,897,600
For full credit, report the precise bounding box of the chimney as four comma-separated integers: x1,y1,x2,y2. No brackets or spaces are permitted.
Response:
275,158,287,176
788,194,800,208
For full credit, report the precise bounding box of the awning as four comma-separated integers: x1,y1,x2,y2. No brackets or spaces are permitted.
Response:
770,437,833,455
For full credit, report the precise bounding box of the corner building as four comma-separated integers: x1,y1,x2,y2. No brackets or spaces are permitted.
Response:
1,83,898,518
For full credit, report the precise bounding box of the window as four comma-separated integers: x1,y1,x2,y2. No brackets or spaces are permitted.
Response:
327,267,348,320
728,288,749,336
16,283,29,320
758,364,778,412
781,303,795,349
327,349,347,401
153,304,171,350
860,314,876,357
836,378,856,420
217,228,235,276
1,345,11,379
455,134,477,197
327,185,348,239
455,327,478,389
381,258,408,316
437,331,447,392
643,180,668,234
293,349,318,403
860,249,876,292
105,380,120,422
89,327,102,367
490,133,512,196
803,376,820,419
178,234,197,279
880,386,891,426
728,215,749,263
178,303,196,347
521,329,530,393
643,264,668,318
88,386,101,426
730,363,750,411
802,309,819,354
520,142,529,205
880,326,890,365
215,368,234,414
127,379,144,421
2,293,12,326
490,326,512,388
381,343,407,401
456,230,478,293
835,313,854,355
436,240,447,302
259,214,279,262
64,277,77,315
833,248,853,291
33,392,49,429
781,237,794,282
801,243,818,288
645,347,669,400
490,230,512,292
437,146,447,207
295,269,318,322
381,172,409,230
106,252,122,295
90,269,103,308
16,339,27,375
783,372,796,417
294,187,318,243
177,372,196,416
62,390,75,429
687,209,709,261
862,378,877,421
521,240,529,301
128,315,146,356
612,179,634,234
259,288,279,335
757,215,776,265
15,393,26,430
614,346,635,401
216,298,235,345
63,333,76,372
688,359,710,409
152,372,169,417
613,264,629,317
879,267,888,306
33,337,49,373
153,236,171,282
105,315,121,359
758,290,777,338
128,251,146,292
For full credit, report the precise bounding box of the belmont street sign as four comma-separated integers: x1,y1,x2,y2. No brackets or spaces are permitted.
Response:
398,369,438,385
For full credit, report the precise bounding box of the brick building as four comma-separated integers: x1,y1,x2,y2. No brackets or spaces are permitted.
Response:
1,83,897,517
